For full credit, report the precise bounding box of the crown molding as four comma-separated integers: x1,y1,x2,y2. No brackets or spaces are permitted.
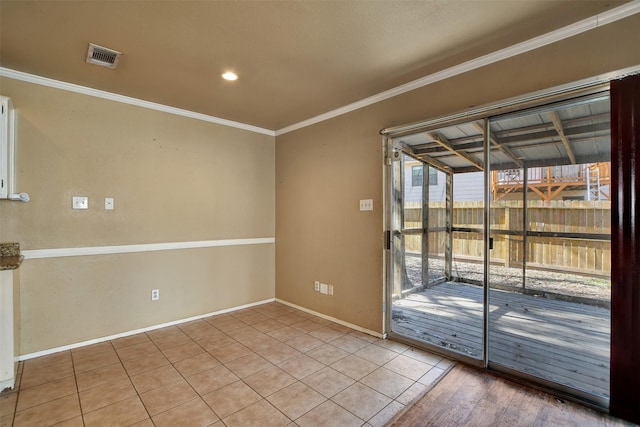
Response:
0,68,276,137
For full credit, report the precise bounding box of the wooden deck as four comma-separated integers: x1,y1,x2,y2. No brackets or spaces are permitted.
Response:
392,282,610,397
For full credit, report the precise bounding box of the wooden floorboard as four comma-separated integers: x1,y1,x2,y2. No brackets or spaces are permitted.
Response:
388,364,634,427
392,282,610,397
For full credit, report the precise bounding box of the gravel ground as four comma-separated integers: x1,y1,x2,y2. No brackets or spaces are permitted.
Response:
404,253,610,302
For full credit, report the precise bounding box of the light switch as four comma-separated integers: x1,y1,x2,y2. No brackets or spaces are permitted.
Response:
320,283,328,294
105,197,114,210
72,196,88,209
359,199,373,211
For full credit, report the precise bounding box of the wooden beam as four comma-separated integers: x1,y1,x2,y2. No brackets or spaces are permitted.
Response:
549,111,577,164
473,122,523,168
398,141,453,173
426,132,484,171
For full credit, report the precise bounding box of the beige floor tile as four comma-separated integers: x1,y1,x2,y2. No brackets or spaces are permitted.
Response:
75,362,128,392
277,354,324,380
396,381,429,406
253,319,288,333
206,316,247,332
401,347,442,366
13,394,81,427
180,324,222,341
53,415,84,426
327,323,354,333
70,341,113,360
173,352,220,377
20,360,74,390
267,326,306,342
301,367,355,398
196,334,237,352
267,381,326,420
275,313,307,326
15,376,77,411
146,325,184,340
291,320,325,333
115,341,159,361
83,396,149,426
162,341,205,363
152,397,219,426
330,335,370,353
240,333,282,352
243,366,297,397
222,399,290,427
355,344,400,366
417,366,447,386
152,331,192,350
306,344,350,365
331,354,378,380
78,377,137,413
296,400,363,427
308,327,347,343
130,418,155,427
208,342,253,364
225,325,262,341
285,335,324,353
110,333,151,349
202,380,262,419
332,383,391,421
256,343,301,364
231,310,269,325
22,351,71,373
348,331,378,343
368,400,405,427
186,365,239,395
436,358,455,370
384,354,433,381
121,350,170,376
360,367,414,399
373,339,410,353
130,364,183,393
72,348,120,373
224,353,273,378
139,379,198,416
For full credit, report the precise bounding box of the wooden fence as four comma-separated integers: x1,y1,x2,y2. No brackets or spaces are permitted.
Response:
404,200,611,277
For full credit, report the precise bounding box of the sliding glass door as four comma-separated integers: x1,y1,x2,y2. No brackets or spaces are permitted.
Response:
384,89,612,406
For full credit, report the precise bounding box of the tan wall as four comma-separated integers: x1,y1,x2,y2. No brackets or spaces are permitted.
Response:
0,78,275,354
275,15,640,333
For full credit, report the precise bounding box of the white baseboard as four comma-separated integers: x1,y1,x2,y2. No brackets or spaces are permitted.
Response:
275,298,383,339
18,298,275,361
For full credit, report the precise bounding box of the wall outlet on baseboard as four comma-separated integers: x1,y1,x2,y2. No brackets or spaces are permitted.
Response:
151,289,160,301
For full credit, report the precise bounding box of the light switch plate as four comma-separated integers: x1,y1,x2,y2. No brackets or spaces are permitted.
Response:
359,199,373,211
72,196,88,209
105,197,114,210
320,283,328,294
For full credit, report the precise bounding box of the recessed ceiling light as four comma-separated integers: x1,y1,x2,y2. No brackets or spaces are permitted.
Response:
222,71,238,81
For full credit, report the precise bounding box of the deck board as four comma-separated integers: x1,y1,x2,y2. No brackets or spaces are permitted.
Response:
392,281,610,397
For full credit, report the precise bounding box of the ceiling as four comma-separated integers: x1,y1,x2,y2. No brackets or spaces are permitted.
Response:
0,1,630,131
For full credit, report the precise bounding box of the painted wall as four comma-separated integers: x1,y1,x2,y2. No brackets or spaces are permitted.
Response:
0,78,275,354
275,15,640,333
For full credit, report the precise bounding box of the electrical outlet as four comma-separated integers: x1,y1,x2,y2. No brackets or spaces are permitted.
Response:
359,199,373,211
151,289,159,301
320,283,328,294
105,197,114,210
72,196,88,209
314,281,320,291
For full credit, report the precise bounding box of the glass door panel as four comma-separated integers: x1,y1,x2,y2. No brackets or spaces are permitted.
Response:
487,94,611,403
388,120,486,362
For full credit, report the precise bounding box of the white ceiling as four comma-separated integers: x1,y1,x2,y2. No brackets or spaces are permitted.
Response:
0,1,631,131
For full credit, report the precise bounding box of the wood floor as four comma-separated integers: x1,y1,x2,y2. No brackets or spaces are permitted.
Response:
388,364,634,427
392,282,610,397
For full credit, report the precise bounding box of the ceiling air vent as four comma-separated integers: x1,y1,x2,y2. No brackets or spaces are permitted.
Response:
86,43,121,69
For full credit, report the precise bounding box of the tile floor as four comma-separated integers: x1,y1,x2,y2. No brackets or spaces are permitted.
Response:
0,302,454,427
